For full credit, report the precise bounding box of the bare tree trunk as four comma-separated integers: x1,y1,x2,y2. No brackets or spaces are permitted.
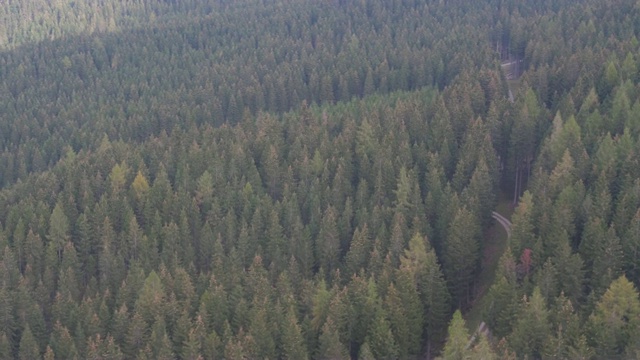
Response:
513,164,519,205
518,164,523,202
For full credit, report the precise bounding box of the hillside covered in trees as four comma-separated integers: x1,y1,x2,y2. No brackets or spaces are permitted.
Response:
1,0,640,359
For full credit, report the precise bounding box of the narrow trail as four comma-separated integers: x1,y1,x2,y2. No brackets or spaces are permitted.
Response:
465,210,512,348
491,211,512,238
465,60,518,346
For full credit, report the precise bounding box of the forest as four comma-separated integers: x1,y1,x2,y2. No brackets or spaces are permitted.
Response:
1,0,640,359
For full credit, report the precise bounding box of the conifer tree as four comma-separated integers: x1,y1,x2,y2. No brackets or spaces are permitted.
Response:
49,201,70,261
125,312,148,359
438,310,470,360
181,326,203,360
86,334,124,360
149,317,174,360
509,191,536,260
135,270,165,324
357,341,375,360
622,210,640,284
508,288,551,359
366,306,398,360
50,321,79,360
317,318,349,360
345,225,370,276
386,272,423,359
587,276,640,358
18,325,40,360
44,346,55,360
318,205,340,277
281,307,308,360
400,233,450,355
0,288,15,351
0,332,11,360
544,293,591,359
443,206,480,306
471,332,497,360
248,303,276,360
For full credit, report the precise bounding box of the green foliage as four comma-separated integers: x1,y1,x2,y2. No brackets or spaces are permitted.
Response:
0,0,638,358
366,306,398,360
48,201,70,260
544,293,591,359
281,308,308,360
443,206,480,306
508,287,552,358
386,271,424,358
439,310,471,360
19,325,40,360
401,233,451,354
317,318,349,360
587,276,640,358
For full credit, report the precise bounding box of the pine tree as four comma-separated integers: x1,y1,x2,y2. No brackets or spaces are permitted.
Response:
552,240,584,306
345,225,370,276
590,224,623,299
181,326,203,360
587,275,640,358
393,166,413,216
318,205,340,278
509,191,536,260
0,332,11,360
400,233,450,356
19,325,40,360
86,334,124,360
111,304,129,350
544,293,591,359
317,318,349,360
50,321,78,360
134,270,165,324
357,341,375,360
443,206,480,306
125,312,148,359
310,278,332,336
265,208,286,273
0,288,15,352
386,273,423,359
43,346,55,360
438,310,470,360
49,201,70,261
463,156,496,227
622,210,640,284
131,170,150,201
149,317,174,360
281,307,308,360
508,287,551,359
535,258,558,303
471,332,497,360
248,303,276,360
365,306,398,360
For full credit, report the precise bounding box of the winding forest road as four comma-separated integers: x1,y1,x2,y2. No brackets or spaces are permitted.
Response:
491,211,512,238
465,210,512,348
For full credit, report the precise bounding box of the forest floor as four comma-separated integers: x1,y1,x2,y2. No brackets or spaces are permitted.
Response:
464,192,514,333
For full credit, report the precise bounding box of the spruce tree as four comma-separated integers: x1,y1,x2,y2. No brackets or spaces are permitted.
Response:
587,276,640,358
443,206,480,307
281,307,308,360
365,306,398,360
439,310,470,360
18,325,40,360
508,287,551,359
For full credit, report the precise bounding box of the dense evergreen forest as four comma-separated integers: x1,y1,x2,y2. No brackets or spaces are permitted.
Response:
1,0,640,359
